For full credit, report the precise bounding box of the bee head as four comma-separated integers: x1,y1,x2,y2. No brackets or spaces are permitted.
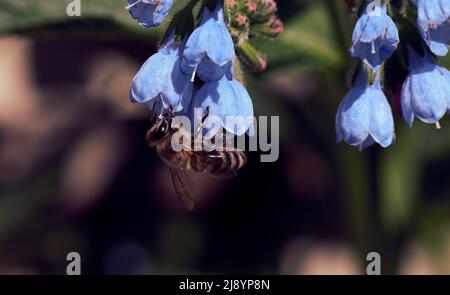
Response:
146,116,175,146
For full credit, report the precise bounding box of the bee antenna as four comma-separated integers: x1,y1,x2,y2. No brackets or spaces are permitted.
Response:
168,105,175,118
157,101,164,119
150,102,158,122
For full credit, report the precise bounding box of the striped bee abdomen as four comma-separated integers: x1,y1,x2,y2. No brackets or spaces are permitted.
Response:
156,140,247,179
206,151,247,178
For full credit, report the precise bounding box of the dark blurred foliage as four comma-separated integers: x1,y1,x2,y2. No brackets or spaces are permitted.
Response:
0,0,449,274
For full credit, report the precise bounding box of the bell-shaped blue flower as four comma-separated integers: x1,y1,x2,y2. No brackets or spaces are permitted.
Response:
349,3,399,69
336,68,395,149
191,76,254,136
181,4,235,82
401,46,450,127
412,0,450,56
126,0,173,28
130,34,192,112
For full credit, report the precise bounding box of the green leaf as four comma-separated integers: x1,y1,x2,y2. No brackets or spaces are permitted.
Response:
0,0,192,37
0,0,126,33
254,2,345,71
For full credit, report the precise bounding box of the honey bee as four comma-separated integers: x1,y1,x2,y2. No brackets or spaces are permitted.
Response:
146,107,247,211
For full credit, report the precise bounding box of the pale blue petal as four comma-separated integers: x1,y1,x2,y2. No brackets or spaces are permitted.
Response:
428,22,450,56
191,77,254,136
414,0,450,56
368,88,395,147
130,38,192,112
349,4,399,68
336,86,370,146
127,0,173,28
401,47,449,125
181,5,235,82
400,78,415,127
336,68,394,149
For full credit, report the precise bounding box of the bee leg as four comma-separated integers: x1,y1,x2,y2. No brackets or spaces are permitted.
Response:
157,95,164,119
167,105,175,121
168,106,179,131
195,107,210,137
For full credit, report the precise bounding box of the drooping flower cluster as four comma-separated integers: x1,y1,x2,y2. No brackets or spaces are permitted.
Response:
337,0,450,149
336,67,395,150
183,5,254,135
128,1,265,136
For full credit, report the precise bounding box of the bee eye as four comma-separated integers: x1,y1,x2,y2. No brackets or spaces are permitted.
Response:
155,121,169,140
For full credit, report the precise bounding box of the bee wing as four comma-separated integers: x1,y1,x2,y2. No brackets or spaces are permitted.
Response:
169,168,196,211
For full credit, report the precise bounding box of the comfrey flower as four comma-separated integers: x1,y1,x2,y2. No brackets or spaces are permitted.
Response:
130,34,192,112
129,2,256,137
126,0,173,28
412,0,450,56
191,76,254,136
336,68,395,149
401,46,450,127
349,2,399,69
181,4,235,82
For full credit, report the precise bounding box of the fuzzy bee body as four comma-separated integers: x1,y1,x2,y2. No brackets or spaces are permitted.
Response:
146,113,247,210
157,145,247,178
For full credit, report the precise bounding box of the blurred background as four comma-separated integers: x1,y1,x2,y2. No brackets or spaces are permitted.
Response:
0,0,449,275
